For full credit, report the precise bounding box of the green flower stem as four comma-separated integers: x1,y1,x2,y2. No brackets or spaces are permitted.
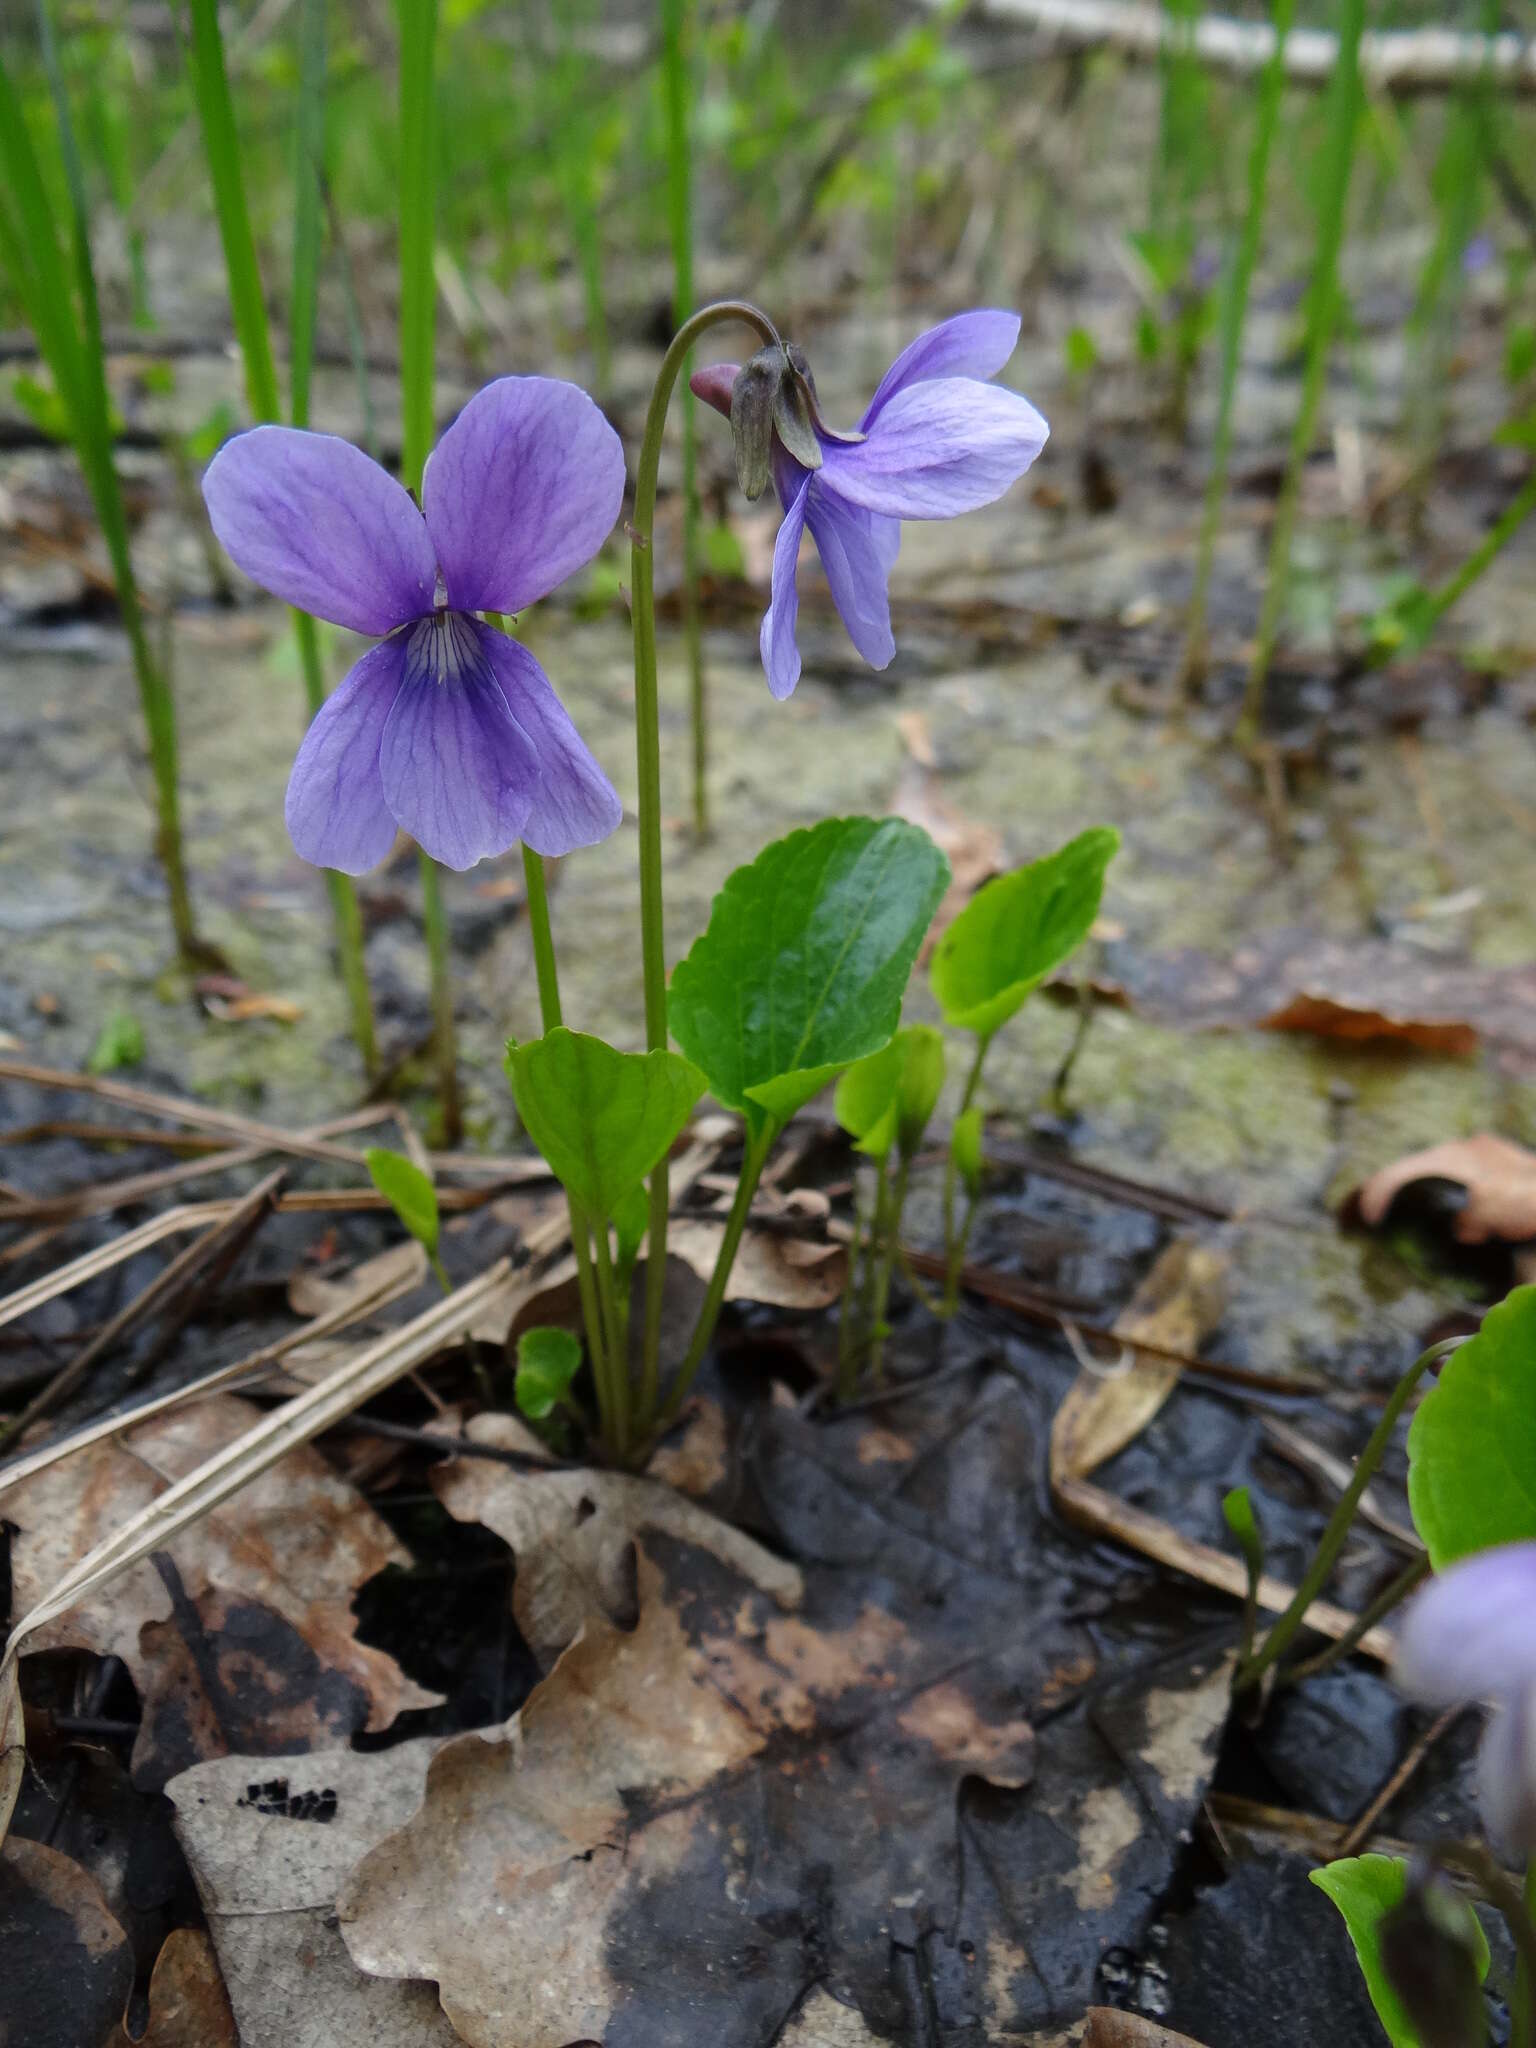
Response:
630,299,779,1406
517,838,612,1436
1237,0,1365,750
867,1154,910,1388
941,1035,990,1314
660,0,706,835
397,0,457,1136
591,1220,631,1459
661,1119,775,1426
1235,1336,1461,1693
1277,1551,1429,1687
1184,0,1295,680
1377,465,1536,664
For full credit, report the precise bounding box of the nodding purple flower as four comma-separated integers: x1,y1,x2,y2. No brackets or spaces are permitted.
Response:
202,379,626,874
691,310,1048,700
1395,1541,1536,1852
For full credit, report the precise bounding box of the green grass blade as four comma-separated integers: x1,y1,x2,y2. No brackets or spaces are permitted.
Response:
398,0,438,496
290,0,326,430
185,0,280,421
1184,0,1296,677
10,13,202,957
1239,0,1366,746
660,0,707,834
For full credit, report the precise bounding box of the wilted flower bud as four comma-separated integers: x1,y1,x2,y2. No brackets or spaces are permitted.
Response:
729,343,823,500
1378,1861,1487,2048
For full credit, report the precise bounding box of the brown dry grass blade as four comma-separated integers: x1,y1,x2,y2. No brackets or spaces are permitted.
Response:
0,1205,227,1328
0,1256,516,1842
1053,1473,1395,1664
0,1058,372,1169
0,1171,284,1450
0,1105,391,1226
0,1245,424,1503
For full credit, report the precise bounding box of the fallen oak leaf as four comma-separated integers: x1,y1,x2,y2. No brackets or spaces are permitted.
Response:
339,1539,1035,2048
431,1410,803,1665
669,1213,847,1309
4,1394,439,1789
1349,1133,1536,1245
167,1740,460,2048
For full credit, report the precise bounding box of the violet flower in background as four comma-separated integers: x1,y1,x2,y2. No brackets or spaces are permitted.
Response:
203,378,625,873
692,310,1048,699
1396,1540,1536,1852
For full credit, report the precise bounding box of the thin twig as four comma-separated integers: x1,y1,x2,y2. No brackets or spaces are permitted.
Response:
1337,1705,1466,1858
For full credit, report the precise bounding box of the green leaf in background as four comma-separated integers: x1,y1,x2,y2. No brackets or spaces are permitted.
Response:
1408,1285,1536,1568
514,1326,582,1421
669,817,950,1137
365,1147,440,1258
930,826,1119,1040
1311,1855,1488,2048
835,1024,945,1160
951,1105,984,1198
86,1009,144,1074
506,1028,704,1222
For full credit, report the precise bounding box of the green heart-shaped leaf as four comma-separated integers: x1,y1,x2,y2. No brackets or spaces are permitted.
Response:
365,1147,439,1257
930,826,1119,1039
1311,1855,1488,2048
1408,1285,1536,1568
505,1027,705,1222
835,1024,945,1160
515,1326,583,1422
669,817,950,1138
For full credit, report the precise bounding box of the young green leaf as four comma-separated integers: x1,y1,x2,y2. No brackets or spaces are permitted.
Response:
515,1326,582,1422
86,1009,144,1075
612,1184,649,1275
1408,1285,1536,1568
951,1106,984,1198
669,817,950,1137
365,1147,440,1258
835,1024,945,1160
506,1028,704,1222
930,827,1119,1039
1221,1485,1264,1582
1311,1855,1488,2048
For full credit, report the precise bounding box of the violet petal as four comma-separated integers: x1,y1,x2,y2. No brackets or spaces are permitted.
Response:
822,377,1048,521
1476,1688,1536,1854
805,485,898,670
1395,1541,1536,1708
472,622,622,856
760,474,811,700
203,426,436,635
422,377,626,616
860,310,1023,430
284,636,407,873
379,612,539,870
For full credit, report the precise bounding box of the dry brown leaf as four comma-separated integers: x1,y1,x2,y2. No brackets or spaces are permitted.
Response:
4,1394,437,1788
1083,2013,1211,2047
1351,1133,1536,1244
0,1836,133,2046
203,992,306,1024
889,761,1004,959
669,1214,847,1309
168,1739,460,2048
339,1540,1036,2047
1105,930,1536,1065
111,1929,237,2048
647,1395,730,1494
1050,1238,1229,1485
432,1411,803,1665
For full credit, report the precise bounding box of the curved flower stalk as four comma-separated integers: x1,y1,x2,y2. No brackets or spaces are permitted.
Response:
1397,1541,1536,1854
691,310,1049,698
203,378,626,873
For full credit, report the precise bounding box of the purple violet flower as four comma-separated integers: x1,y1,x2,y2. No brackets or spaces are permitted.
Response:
1396,1540,1536,1852
691,310,1048,700
202,378,626,873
